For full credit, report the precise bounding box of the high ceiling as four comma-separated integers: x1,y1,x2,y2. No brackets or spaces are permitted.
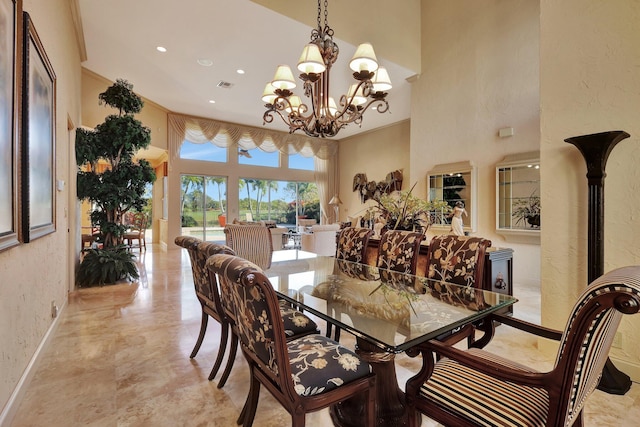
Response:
78,0,415,140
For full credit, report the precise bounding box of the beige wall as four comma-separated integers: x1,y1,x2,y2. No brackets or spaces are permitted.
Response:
540,0,640,378
80,68,169,151
0,0,82,420
338,121,411,222
411,0,541,287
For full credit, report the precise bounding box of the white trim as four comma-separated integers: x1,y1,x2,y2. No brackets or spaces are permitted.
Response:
0,301,66,427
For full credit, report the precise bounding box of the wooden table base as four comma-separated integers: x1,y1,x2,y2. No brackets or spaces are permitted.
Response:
329,338,418,427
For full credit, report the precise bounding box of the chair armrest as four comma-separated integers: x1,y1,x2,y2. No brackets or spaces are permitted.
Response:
489,313,563,341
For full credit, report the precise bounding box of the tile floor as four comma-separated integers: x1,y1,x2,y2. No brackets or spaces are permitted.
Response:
8,245,640,426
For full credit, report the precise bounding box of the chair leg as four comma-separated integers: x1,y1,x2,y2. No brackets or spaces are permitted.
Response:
190,310,208,358
208,321,230,381
239,370,260,427
217,332,238,389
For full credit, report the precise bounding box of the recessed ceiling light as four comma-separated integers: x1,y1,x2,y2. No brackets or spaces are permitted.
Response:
197,58,213,67
208,100,216,104
236,69,245,74
156,46,167,52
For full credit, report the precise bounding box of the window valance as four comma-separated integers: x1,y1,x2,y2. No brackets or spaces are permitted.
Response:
168,113,338,161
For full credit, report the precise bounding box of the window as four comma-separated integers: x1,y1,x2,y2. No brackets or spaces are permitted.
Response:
180,141,227,162
238,147,279,167
495,151,540,242
238,179,319,226
289,153,314,170
180,174,227,241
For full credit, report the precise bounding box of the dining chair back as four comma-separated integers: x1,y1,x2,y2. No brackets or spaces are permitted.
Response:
426,234,491,287
207,238,319,389
405,265,640,427
335,227,374,263
123,212,148,251
424,234,492,346
174,236,237,382
224,224,273,270
377,229,425,275
207,253,376,427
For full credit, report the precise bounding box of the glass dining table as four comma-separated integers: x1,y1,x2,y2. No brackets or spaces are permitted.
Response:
267,250,518,427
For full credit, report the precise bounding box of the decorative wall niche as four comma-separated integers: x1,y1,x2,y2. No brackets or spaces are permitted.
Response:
427,161,477,233
495,151,540,243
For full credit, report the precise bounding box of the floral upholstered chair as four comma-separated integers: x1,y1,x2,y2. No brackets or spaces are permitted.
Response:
426,235,491,288
175,237,236,381
336,227,374,263
405,265,640,427
207,253,376,427
331,227,374,340
377,230,425,274
176,237,317,389
209,253,319,389
425,234,491,346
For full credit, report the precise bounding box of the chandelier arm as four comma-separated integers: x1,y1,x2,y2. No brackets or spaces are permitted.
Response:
262,0,390,138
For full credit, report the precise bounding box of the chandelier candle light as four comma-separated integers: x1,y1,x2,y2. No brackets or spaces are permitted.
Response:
262,0,392,138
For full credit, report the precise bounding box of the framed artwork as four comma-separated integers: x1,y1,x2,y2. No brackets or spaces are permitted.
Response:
21,11,56,242
0,0,22,252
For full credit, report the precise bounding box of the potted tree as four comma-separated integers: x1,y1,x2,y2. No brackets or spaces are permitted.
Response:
76,79,156,286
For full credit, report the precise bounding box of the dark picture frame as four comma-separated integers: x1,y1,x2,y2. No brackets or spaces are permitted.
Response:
0,0,22,252
21,11,56,242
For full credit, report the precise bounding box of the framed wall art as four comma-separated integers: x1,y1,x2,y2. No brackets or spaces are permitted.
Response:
0,0,22,252
21,11,56,242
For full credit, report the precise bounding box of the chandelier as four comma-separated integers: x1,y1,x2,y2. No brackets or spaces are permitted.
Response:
261,0,392,138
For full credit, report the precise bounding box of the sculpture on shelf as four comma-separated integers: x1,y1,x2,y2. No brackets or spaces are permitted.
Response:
352,169,403,202
449,201,467,235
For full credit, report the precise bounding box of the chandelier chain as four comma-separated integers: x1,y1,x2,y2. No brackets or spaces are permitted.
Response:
323,0,328,29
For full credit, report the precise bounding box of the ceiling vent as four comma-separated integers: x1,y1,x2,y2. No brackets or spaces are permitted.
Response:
217,81,233,89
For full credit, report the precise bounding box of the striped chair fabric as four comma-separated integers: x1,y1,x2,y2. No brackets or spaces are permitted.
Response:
405,265,640,427
224,224,273,270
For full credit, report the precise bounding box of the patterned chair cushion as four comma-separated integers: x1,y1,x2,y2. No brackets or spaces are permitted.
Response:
336,227,373,263
287,334,372,396
279,301,319,337
419,348,549,427
427,235,491,288
377,230,425,274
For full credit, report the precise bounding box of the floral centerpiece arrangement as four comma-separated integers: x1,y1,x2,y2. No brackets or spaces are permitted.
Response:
373,183,452,233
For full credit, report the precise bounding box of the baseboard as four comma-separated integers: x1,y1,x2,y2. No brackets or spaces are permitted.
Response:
0,300,66,427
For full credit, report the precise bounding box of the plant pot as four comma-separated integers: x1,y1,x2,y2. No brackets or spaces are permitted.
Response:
218,213,226,227
526,214,540,228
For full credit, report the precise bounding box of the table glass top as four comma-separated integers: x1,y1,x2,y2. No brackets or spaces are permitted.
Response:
266,250,518,353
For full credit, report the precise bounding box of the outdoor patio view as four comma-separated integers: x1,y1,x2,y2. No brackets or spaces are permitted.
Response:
180,175,320,241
